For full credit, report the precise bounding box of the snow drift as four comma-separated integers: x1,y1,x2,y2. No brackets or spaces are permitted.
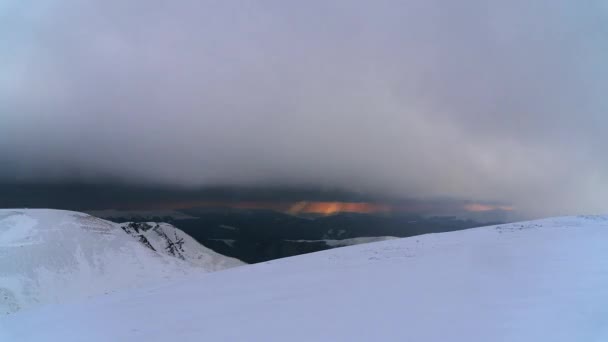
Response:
0,209,243,314
2,214,608,341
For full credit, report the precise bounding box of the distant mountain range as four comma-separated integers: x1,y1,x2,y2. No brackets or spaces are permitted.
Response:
95,208,502,263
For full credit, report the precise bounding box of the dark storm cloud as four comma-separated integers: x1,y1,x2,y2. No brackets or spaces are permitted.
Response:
1,1,607,217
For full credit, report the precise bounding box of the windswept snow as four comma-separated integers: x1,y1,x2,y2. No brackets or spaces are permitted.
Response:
0,209,243,314
2,215,607,341
120,222,243,271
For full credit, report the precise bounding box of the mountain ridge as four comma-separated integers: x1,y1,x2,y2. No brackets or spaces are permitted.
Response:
3,214,607,341
0,209,243,314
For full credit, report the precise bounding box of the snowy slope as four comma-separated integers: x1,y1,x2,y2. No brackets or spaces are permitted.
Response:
2,215,608,341
0,209,243,314
120,222,243,271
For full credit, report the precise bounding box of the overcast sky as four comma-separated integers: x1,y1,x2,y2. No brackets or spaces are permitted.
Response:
1,1,607,217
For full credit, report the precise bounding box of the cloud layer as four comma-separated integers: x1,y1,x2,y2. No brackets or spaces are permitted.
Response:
1,1,608,217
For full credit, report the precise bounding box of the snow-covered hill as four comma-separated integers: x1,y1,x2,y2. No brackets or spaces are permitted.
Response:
0,209,243,314
2,215,608,341
119,222,242,271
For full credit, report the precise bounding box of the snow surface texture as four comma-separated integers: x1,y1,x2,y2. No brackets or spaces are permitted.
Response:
0,209,243,315
119,222,243,270
2,215,608,341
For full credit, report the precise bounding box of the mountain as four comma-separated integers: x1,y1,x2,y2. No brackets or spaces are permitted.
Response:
0,209,243,315
102,208,498,263
87,209,198,221
119,221,243,271
3,215,607,341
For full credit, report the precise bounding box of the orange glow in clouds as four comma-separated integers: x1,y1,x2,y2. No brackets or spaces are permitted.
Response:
464,203,514,212
136,200,513,215
287,201,391,215
144,200,391,215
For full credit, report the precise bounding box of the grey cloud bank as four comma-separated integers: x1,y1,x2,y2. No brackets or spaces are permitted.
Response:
1,1,607,217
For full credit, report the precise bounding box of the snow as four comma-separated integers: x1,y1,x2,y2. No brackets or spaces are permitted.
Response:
2,215,608,341
290,236,398,247
325,236,397,246
0,209,243,315
219,224,238,231
209,238,237,247
121,222,243,271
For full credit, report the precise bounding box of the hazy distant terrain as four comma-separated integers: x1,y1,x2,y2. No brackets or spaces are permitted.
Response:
99,208,500,263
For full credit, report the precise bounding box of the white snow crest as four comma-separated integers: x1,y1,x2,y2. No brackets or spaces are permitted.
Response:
2,213,608,342
0,209,243,315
